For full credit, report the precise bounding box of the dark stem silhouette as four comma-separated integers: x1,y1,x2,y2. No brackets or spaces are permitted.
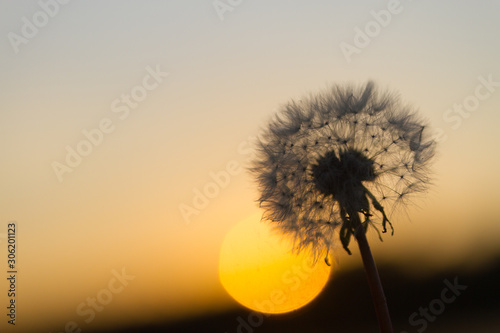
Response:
349,208,393,333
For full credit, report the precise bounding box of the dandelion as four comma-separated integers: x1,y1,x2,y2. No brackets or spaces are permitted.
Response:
251,81,435,333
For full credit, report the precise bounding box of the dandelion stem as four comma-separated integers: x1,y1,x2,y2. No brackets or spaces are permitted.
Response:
349,208,393,333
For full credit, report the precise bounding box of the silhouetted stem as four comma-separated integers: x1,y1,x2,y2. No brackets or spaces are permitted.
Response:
350,210,393,333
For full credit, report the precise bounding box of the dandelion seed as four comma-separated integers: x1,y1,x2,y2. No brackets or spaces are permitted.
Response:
252,81,435,259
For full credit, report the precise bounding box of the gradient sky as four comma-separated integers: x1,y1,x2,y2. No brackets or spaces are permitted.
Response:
1,1,500,332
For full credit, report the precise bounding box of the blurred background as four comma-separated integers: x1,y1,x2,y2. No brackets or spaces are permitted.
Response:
1,1,499,332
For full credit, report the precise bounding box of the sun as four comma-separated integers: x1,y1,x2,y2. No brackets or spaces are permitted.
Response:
219,213,332,314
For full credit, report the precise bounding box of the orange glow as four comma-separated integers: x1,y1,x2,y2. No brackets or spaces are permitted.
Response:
219,213,332,314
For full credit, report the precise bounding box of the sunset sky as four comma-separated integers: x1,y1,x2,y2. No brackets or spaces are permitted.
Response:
1,1,500,332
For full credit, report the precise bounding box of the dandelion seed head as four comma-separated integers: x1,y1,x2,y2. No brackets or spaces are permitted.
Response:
251,81,436,261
